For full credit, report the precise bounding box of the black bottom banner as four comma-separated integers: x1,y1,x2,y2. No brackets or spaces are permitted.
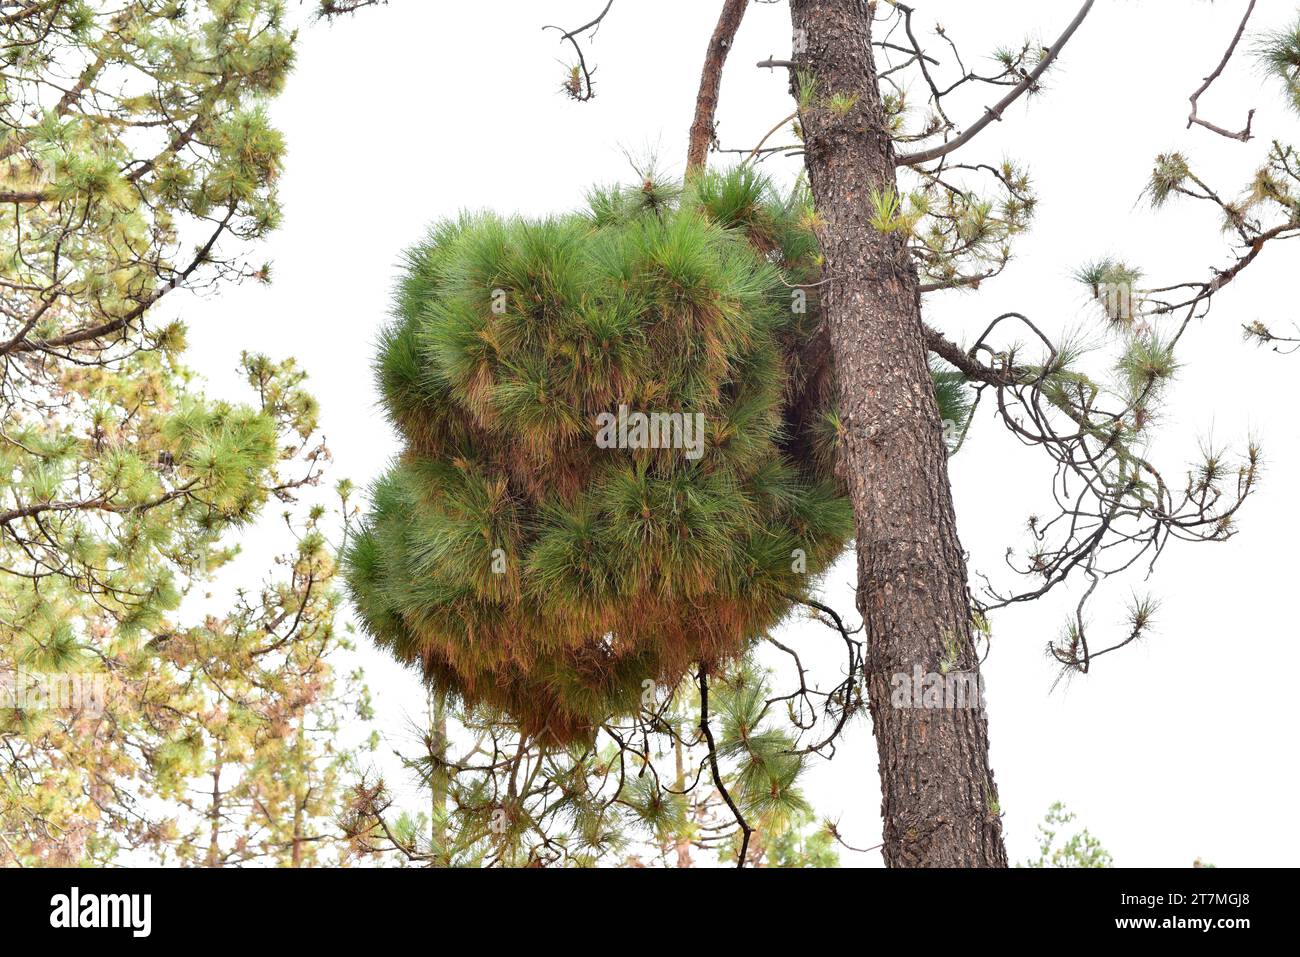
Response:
0,864,1287,945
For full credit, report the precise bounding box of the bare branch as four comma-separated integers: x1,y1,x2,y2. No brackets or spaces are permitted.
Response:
543,0,614,102
697,665,751,868
1187,0,1257,142
896,0,1096,167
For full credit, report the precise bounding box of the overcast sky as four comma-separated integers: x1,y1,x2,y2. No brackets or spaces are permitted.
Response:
180,0,1299,866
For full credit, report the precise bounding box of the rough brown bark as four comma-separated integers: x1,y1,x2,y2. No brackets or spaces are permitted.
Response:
686,0,749,172
790,0,1007,867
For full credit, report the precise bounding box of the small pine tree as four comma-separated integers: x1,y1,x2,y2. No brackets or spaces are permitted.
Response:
1021,802,1113,869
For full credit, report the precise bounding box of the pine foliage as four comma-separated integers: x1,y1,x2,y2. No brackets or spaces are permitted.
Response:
347,168,970,743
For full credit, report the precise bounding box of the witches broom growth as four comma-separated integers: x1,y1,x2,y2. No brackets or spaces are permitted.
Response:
345,167,969,743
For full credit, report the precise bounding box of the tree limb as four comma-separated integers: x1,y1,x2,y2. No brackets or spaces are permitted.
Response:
895,0,1096,167
687,0,750,172
1187,0,1256,142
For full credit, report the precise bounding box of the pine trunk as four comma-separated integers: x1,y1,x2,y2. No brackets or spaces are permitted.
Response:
790,0,1007,867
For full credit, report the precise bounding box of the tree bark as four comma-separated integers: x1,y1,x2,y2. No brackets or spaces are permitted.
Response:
291,796,304,868
790,0,1007,867
686,0,749,172
431,688,449,865
672,729,692,867
206,757,223,868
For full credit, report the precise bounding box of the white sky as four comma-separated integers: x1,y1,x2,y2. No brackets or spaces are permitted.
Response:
180,0,1300,866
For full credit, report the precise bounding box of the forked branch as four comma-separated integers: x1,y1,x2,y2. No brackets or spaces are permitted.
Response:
1187,0,1257,142
895,0,1096,167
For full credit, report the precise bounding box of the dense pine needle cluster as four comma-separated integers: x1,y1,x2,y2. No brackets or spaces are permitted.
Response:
345,168,964,743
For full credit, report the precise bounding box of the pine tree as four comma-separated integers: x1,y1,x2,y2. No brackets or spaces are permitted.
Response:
0,2,369,866
778,0,1286,865
1021,803,1112,869
157,492,373,868
342,0,1296,868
